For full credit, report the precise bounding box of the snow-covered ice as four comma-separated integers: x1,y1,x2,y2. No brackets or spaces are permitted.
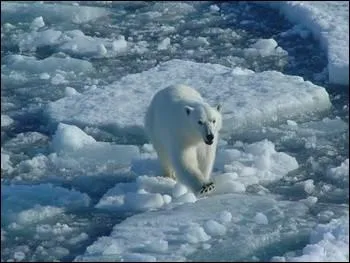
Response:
272,215,349,262
4,54,94,74
266,1,349,86
76,193,316,262
47,59,331,139
1,2,109,24
95,138,297,213
49,123,140,175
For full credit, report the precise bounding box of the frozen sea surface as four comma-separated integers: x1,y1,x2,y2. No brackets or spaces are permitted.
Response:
267,1,349,86
1,1,348,262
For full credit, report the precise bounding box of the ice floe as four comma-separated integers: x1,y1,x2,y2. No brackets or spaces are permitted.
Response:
47,59,331,139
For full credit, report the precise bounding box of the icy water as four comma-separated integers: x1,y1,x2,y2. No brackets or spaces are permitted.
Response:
1,2,348,262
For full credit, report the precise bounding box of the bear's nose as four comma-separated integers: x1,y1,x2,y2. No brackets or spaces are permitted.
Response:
206,134,214,141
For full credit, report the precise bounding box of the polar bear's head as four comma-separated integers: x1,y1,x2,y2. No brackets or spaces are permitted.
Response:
185,103,222,145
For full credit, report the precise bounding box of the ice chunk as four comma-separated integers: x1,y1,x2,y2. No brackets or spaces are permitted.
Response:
65,87,80,97
1,151,13,173
1,114,14,127
52,123,96,153
124,192,164,211
327,159,349,185
210,5,220,12
287,120,298,126
302,179,315,194
185,224,211,243
112,36,128,53
47,60,331,139
172,183,188,198
143,239,168,253
17,205,64,225
214,139,298,189
5,55,94,74
30,16,45,31
95,175,175,212
14,251,25,261
254,212,268,225
219,210,232,224
39,73,50,79
50,123,140,174
18,29,62,52
51,73,67,85
204,220,226,236
157,37,171,50
265,2,349,85
246,38,288,57
175,192,197,203
300,196,318,207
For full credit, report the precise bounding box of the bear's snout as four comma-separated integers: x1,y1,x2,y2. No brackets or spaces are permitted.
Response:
205,134,214,145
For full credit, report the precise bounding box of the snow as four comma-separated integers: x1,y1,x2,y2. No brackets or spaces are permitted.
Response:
266,1,349,86
76,193,315,262
47,59,331,139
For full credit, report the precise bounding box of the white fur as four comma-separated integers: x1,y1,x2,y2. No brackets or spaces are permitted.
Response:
144,84,222,194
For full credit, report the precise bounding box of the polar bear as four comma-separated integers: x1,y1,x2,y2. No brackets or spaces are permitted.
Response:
144,84,222,195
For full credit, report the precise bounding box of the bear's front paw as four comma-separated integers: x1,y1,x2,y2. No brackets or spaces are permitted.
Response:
199,182,215,195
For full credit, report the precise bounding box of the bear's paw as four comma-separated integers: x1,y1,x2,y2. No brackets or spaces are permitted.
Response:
199,182,215,195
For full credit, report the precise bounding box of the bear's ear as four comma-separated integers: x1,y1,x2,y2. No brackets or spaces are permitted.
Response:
216,104,222,112
185,106,194,116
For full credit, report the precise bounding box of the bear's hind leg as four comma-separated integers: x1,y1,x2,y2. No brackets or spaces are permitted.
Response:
152,139,176,179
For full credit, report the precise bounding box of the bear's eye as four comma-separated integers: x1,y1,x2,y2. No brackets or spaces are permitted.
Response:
198,120,204,125
212,120,216,124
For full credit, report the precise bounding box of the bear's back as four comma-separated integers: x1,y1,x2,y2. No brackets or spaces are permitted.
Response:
153,84,203,106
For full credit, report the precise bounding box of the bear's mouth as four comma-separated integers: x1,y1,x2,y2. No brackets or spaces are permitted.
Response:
204,140,213,145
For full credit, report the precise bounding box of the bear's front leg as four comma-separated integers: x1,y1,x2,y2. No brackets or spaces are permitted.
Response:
171,148,210,194
172,149,214,194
